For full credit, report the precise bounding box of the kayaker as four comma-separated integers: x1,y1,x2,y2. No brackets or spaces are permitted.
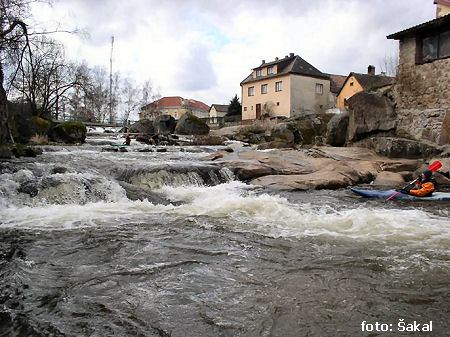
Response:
123,134,131,146
402,169,436,197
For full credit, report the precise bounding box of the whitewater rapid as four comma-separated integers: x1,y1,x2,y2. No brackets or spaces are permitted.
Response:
1,171,448,248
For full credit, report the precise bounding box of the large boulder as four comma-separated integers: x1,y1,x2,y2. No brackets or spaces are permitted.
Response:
268,124,295,144
256,123,296,149
175,113,209,135
326,111,349,146
347,92,397,142
31,116,51,136
0,145,12,159
153,114,176,135
285,112,332,145
49,121,86,144
372,171,405,187
128,119,155,135
209,146,433,191
250,160,375,191
355,137,443,159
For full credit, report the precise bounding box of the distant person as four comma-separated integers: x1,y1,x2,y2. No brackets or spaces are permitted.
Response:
124,134,131,146
402,169,436,197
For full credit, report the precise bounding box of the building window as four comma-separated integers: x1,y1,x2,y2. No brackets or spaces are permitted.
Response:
256,69,262,77
244,107,247,111
350,82,354,87
248,86,254,96
251,106,253,110
277,102,280,106
261,84,268,94
267,66,274,75
315,83,323,95
418,30,450,63
275,81,282,92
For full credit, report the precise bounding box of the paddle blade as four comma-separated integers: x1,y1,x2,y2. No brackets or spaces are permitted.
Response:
428,160,442,172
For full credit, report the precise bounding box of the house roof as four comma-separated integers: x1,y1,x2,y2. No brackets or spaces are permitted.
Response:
240,54,329,85
210,104,229,113
142,96,209,111
387,13,450,40
328,74,347,94
337,72,395,97
188,99,210,111
434,0,450,6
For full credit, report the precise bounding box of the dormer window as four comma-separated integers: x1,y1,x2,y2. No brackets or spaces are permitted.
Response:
256,69,262,77
267,66,274,75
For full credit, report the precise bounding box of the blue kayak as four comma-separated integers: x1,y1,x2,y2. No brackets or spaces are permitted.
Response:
351,188,450,201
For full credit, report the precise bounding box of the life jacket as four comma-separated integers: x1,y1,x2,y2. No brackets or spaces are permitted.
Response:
409,181,435,197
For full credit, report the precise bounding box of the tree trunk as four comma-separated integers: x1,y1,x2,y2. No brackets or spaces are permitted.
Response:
0,61,12,145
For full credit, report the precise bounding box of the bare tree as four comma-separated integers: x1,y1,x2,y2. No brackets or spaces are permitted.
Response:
1,0,36,144
121,78,139,124
121,78,160,123
379,52,399,77
9,36,83,119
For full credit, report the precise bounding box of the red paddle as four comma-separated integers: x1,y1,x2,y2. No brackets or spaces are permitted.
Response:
386,160,442,201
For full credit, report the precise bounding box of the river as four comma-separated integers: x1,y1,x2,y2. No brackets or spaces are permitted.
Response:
0,136,449,337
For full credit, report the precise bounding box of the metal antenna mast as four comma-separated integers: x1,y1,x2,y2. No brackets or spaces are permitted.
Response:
109,35,114,124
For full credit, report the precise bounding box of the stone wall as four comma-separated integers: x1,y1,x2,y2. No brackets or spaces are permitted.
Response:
393,37,450,110
393,37,450,146
396,108,450,145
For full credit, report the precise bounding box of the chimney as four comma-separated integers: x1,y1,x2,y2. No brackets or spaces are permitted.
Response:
262,59,266,64
275,57,279,61
435,0,450,18
368,65,375,75
289,53,294,57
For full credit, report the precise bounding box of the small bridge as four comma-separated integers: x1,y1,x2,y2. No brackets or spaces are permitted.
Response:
83,122,125,128
52,120,136,128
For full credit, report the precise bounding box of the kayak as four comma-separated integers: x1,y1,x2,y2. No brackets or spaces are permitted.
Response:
351,188,450,201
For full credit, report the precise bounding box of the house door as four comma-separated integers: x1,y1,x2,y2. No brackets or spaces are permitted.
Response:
256,104,261,119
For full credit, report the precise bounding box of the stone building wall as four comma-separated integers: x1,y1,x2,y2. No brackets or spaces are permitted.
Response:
393,37,450,146
396,108,450,145
394,37,450,110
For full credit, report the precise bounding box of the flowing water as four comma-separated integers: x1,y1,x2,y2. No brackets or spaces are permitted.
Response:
0,137,449,337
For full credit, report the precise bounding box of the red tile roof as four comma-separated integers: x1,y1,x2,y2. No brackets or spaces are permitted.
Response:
187,99,210,111
434,0,450,6
142,96,209,111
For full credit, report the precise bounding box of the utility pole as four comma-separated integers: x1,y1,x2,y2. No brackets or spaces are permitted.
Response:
109,35,114,124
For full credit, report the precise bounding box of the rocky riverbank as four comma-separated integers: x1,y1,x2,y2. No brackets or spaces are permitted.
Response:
204,144,450,191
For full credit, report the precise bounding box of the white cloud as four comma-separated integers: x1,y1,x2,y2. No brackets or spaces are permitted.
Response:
30,0,436,105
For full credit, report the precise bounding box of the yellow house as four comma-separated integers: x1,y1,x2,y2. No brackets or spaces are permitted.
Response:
240,53,331,120
336,66,395,109
435,0,450,17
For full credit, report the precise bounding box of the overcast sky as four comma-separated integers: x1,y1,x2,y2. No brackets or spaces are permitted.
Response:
32,0,436,106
